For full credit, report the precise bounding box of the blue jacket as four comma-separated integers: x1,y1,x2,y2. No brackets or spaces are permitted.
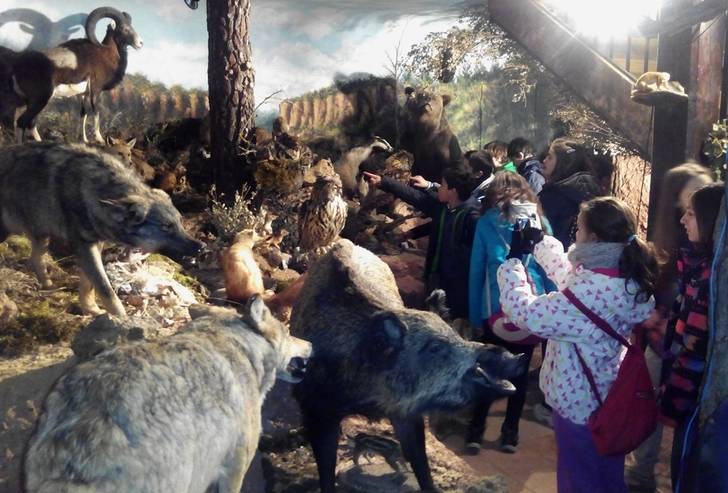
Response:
468,207,555,327
518,158,545,195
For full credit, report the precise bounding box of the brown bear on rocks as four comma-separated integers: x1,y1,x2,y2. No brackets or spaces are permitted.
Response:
401,87,463,183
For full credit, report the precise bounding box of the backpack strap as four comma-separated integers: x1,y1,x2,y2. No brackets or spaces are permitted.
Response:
562,288,632,408
562,289,631,348
573,343,604,406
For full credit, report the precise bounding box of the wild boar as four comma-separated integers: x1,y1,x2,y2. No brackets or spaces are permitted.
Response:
291,240,525,492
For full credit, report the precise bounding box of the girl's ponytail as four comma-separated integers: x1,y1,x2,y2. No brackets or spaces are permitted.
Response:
619,236,660,303
581,197,661,303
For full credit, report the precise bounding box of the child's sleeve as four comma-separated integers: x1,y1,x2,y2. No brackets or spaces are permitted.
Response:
468,219,488,327
534,235,573,290
379,177,440,217
497,259,591,342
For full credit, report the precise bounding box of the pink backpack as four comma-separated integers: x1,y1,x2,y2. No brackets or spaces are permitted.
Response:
564,288,658,456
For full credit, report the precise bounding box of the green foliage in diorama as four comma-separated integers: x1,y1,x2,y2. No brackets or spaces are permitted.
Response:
281,5,639,157
435,72,552,152
704,120,728,180
404,6,640,156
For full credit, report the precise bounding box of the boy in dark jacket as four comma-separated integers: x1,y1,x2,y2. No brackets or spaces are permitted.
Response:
363,166,479,318
508,137,545,194
410,150,495,209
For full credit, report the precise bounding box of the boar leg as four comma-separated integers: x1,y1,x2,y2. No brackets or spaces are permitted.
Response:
307,416,342,493
29,237,52,289
391,416,439,492
76,243,126,317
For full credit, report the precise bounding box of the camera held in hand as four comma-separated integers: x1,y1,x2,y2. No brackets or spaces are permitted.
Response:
507,202,544,259
514,218,544,256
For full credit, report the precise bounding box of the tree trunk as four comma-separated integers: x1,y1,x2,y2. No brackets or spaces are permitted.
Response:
206,0,255,198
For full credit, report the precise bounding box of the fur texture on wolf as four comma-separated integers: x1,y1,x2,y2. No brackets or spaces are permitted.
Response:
24,296,312,493
0,142,203,316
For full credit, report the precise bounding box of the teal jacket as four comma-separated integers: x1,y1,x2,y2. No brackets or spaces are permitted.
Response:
468,207,555,327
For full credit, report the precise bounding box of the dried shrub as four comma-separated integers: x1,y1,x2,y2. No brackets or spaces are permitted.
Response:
207,184,265,243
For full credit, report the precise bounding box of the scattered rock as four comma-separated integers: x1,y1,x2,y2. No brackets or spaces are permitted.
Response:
71,314,157,361
270,269,301,288
338,462,418,492
464,476,509,493
259,414,509,493
104,254,202,332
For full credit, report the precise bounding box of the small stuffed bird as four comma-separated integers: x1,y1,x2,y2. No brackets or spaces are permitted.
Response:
298,175,347,255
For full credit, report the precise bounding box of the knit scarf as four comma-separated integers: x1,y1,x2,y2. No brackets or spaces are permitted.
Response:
567,241,624,271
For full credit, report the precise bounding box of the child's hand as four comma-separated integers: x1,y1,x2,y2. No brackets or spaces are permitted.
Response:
643,309,668,335
521,226,544,254
409,175,430,189
507,229,525,259
362,172,382,187
508,223,543,259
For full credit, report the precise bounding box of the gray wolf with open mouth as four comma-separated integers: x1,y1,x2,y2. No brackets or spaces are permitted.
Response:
24,296,312,493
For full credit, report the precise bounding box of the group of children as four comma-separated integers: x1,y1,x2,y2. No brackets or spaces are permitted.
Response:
364,136,726,492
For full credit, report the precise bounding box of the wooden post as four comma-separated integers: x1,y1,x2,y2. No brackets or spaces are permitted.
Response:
686,14,727,158
646,0,693,237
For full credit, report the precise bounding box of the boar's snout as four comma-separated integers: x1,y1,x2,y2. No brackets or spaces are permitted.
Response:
499,351,528,380
468,347,528,396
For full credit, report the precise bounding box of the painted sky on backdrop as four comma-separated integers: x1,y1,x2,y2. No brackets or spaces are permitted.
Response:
0,0,473,110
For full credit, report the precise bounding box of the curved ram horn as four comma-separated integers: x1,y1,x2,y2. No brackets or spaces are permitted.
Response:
56,13,88,34
0,9,52,48
84,6,125,46
0,8,51,30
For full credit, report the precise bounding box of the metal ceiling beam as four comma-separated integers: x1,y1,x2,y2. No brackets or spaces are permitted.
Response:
489,0,654,154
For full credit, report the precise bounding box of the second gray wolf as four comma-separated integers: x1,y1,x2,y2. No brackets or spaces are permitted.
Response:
0,142,203,316
24,296,312,493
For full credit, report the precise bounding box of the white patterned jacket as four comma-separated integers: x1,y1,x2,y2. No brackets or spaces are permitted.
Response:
497,236,654,424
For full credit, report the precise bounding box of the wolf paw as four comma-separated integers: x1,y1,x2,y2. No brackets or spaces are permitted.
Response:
80,304,105,317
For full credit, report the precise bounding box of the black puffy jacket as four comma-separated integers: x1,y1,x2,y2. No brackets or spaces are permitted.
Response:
538,172,601,249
